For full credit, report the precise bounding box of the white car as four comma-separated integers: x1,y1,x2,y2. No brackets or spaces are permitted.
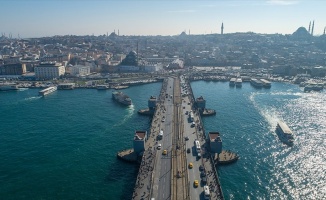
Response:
157,144,162,150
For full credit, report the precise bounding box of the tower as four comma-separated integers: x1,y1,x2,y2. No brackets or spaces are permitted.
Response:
221,22,224,35
311,20,315,36
308,21,311,33
324,27,326,35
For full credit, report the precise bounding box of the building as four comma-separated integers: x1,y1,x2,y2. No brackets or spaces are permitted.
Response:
168,59,184,69
70,65,90,77
195,96,206,111
34,62,65,80
133,130,147,155
311,66,326,77
208,132,222,154
0,63,26,75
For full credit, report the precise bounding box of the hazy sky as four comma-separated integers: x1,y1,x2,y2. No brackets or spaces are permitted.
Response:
1,0,325,38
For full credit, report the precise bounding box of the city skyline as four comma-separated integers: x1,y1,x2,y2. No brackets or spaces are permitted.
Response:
1,0,326,38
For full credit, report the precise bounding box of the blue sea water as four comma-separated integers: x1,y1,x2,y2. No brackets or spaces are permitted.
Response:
191,81,326,200
0,83,161,200
0,81,325,199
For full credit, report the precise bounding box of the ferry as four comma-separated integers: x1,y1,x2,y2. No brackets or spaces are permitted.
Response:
112,91,132,106
275,121,294,146
96,85,109,90
235,78,242,87
250,78,263,88
229,78,236,87
58,83,75,90
0,83,19,91
39,86,57,96
304,83,323,92
260,79,272,88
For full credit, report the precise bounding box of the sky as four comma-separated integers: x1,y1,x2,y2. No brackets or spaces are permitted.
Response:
0,0,325,38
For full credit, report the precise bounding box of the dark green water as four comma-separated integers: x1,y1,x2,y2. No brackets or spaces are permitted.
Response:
1,81,325,199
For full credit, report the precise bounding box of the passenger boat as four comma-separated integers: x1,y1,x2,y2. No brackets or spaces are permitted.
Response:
260,79,271,88
57,83,75,90
0,83,19,91
112,91,132,106
229,78,236,87
235,78,242,87
96,85,109,90
39,86,57,96
250,78,263,88
275,121,294,146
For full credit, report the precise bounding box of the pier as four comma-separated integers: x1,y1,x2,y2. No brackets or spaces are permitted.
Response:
119,76,224,200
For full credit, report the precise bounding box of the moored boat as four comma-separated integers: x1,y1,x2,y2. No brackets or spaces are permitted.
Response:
0,83,19,91
250,78,263,88
260,79,271,88
229,78,236,87
235,78,242,87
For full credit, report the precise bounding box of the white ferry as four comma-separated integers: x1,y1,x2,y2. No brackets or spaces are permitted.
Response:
275,121,294,146
97,85,109,90
235,78,242,87
0,83,19,91
39,86,57,96
229,78,236,87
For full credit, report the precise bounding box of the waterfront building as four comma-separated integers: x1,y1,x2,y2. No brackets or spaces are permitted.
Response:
148,96,157,113
0,63,26,75
133,130,147,155
70,65,90,77
34,62,65,80
195,96,206,111
208,132,222,154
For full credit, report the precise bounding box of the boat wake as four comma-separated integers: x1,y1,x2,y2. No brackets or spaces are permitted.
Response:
18,88,29,91
24,96,42,101
113,105,135,127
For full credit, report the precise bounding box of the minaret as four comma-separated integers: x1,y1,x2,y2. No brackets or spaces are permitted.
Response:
308,21,311,33
189,29,190,35
118,29,119,36
221,22,224,35
324,27,326,35
311,20,315,36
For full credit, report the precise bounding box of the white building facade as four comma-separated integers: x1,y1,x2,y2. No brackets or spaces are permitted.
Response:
34,62,65,80
70,65,90,77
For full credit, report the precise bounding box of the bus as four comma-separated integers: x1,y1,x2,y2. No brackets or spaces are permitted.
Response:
194,139,201,157
158,130,164,139
188,111,194,122
203,185,210,199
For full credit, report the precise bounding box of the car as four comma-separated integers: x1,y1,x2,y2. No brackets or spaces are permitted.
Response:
187,148,191,153
199,165,204,171
194,180,199,187
162,150,167,155
188,162,193,169
201,176,207,184
185,136,189,141
185,111,188,115
200,171,206,177
191,122,195,128
157,144,162,150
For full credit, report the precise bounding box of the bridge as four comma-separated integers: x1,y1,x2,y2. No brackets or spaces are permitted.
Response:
131,76,224,200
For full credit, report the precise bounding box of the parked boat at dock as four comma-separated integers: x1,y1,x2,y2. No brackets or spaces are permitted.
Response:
58,83,75,90
260,79,271,88
235,78,242,88
96,85,109,90
250,78,263,88
275,121,294,146
229,78,236,87
112,91,132,106
0,83,19,91
304,83,323,92
39,86,57,96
